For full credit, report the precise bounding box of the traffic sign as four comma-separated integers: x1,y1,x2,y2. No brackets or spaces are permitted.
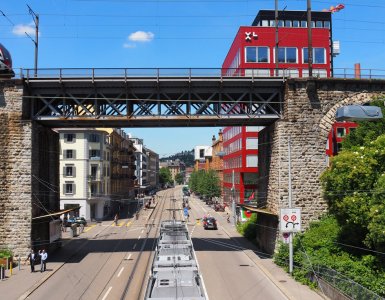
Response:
280,208,301,233
183,207,189,216
282,232,290,244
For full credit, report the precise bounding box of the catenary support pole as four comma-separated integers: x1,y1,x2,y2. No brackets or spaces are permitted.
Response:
288,136,293,274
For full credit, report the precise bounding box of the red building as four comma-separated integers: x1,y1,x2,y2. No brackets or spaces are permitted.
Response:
222,10,334,78
222,126,261,205
221,10,350,216
326,122,358,159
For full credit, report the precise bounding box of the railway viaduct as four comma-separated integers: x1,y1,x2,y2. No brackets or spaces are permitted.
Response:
1,73,385,256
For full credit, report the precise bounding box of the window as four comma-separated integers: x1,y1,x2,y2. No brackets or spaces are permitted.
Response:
64,133,75,143
301,20,307,27
316,21,323,28
89,150,101,159
64,183,74,194
244,173,258,185
284,20,292,27
278,20,284,27
89,133,100,143
324,21,330,28
262,20,269,26
245,47,269,63
246,138,258,149
302,69,327,78
246,126,264,132
337,127,346,137
303,48,326,64
64,165,75,177
65,149,75,159
293,20,300,28
278,47,297,63
246,155,258,167
91,165,98,179
245,69,270,77
199,149,205,158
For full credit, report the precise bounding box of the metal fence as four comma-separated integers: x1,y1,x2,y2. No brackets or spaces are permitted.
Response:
11,67,385,80
313,266,384,300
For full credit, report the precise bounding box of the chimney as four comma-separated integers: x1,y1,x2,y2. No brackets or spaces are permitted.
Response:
218,129,223,141
212,135,216,143
354,63,361,79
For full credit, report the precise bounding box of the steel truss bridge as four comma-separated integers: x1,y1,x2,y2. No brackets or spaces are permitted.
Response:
23,68,284,127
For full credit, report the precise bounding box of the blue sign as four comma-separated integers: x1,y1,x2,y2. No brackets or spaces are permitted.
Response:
184,207,189,216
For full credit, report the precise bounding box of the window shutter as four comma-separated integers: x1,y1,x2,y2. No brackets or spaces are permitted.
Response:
72,184,76,195
63,184,66,195
73,150,76,159
73,167,76,177
63,167,66,177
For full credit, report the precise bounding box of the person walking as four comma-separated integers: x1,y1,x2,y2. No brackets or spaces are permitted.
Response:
26,249,36,273
114,213,119,226
39,249,48,272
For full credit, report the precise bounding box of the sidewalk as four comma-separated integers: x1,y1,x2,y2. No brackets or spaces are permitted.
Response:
0,222,102,300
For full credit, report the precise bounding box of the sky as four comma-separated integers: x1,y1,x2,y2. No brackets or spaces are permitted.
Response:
1,0,385,157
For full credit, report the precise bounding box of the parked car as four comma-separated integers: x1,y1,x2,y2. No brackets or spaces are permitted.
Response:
214,203,225,212
66,217,87,227
203,217,218,230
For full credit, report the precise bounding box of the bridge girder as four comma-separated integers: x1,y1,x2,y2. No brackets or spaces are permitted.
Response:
24,76,284,127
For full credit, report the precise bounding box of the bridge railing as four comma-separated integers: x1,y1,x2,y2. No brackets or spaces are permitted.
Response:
15,67,385,80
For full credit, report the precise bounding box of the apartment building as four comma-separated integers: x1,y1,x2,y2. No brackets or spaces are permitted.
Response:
59,129,111,221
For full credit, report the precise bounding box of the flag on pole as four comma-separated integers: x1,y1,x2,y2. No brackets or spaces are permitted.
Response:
248,192,255,201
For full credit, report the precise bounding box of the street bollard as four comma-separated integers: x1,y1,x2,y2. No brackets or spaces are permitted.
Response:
18,256,21,271
0,266,3,280
10,262,12,276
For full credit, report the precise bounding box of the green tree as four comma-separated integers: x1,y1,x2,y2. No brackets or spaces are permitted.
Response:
159,167,172,186
175,172,184,185
321,134,385,253
188,169,221,199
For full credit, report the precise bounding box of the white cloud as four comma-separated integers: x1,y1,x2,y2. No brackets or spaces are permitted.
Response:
128,31,154,42
12,23,37,36
123,43,136,49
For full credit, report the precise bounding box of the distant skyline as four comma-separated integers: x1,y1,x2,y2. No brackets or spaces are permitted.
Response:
1,0,384,156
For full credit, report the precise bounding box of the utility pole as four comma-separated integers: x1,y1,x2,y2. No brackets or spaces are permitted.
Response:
231,169,236,225
307,0,313,77
288,136,293,274
274,0,279,76
27,5,39,76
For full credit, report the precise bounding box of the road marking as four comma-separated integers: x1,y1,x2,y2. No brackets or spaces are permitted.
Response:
125,253,132,260
84,224,96,232
102,286,112,300
126,221,132,227
141,229,144,233
138,235,141,239
117,267,124,278
133,243,137,250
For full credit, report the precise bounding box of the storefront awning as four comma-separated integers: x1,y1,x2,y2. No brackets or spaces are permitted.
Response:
239,204,278,216
32,207,81,220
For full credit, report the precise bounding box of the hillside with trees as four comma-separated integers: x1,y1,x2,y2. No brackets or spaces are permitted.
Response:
160,150,194,167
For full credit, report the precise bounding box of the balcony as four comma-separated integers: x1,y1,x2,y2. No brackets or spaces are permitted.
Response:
88,175,103,181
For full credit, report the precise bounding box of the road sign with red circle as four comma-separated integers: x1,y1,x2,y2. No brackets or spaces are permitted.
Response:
280,208,301,232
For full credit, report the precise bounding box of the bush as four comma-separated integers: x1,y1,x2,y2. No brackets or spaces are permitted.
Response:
237,213,257,241
274,215,385,297
0,249,12,259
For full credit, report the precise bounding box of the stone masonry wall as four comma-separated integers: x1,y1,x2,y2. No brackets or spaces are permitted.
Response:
266,78,385,229
0,80,32,257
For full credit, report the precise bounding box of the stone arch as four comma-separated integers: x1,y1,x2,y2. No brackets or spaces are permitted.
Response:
319,92,385,142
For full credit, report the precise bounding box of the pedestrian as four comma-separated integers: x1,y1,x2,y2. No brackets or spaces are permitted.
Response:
39,249,48,272
114,213,118,226
63,215,68,232
26,249,36,272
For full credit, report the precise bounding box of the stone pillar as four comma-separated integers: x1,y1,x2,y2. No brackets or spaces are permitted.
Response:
0,80,32,256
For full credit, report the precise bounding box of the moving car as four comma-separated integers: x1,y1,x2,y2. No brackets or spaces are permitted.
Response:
203,217,217,230
0,43,15,78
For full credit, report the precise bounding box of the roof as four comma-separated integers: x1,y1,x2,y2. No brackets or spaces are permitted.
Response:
252,10,332,25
